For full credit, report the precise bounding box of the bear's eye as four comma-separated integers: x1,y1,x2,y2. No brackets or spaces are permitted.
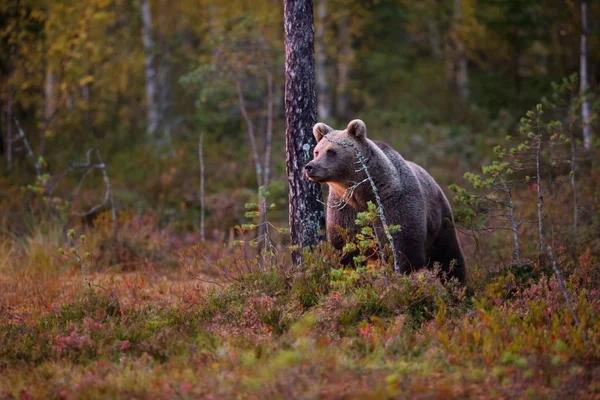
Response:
327,149,336,157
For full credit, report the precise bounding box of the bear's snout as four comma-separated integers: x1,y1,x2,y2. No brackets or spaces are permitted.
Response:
304,162,323,182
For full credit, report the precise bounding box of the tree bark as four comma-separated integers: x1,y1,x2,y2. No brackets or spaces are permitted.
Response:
427,19,442,59
284,0,326,264
315,0,330,120
158,55,173,151
453,0,469,103
535,136,545,253
5,84,13,171
140,0,160,138
580,0,592,151
259,69,275,253
199,132,206,242
44,69,56,123
335,12,353,119
236,80,263,189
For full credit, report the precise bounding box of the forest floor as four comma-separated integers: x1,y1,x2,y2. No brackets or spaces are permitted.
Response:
1,212,599,399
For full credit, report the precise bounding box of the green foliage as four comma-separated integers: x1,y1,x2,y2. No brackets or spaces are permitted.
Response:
340,201,401,266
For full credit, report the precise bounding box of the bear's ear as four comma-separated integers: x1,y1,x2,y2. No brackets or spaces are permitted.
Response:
346,119,367,140
313,123,333,142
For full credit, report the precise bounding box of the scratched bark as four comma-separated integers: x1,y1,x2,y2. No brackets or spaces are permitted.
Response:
284,0,325,263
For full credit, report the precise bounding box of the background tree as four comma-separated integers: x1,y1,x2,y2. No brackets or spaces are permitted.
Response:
580,0,592,150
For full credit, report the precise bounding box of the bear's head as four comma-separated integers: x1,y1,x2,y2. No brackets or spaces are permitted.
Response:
304,119,367,185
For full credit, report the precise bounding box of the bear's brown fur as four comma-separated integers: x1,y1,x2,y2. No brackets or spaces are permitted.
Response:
305,119,466,283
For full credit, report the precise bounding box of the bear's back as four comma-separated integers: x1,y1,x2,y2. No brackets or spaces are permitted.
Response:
372,139,452,244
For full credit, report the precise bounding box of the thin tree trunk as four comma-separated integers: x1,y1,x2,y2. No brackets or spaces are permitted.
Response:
503,182,520,262
208,3,220,57
81,82,93,137
535,136,545,253
236,80,267,252
580,0,592,150
453,0,469,102
284,0,326,263
140,0,160,138
444,35,455,93
5,84,13,171
158,56,173,151
335,12,353,119
158,0,173,152
315,0,330,119
39,68,56,155
264,69,274,189
235,80,263,188
258,69,275,254
427,19,442,59
44,69,56,124
199,132,206,242
570,112,579,247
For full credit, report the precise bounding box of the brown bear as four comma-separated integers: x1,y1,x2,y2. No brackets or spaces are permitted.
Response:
304,119,466,283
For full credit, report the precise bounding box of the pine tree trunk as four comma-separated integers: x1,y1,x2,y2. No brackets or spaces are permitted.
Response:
580,0,592,151
315,0,330,120
284,0,326,264
140,0,160,138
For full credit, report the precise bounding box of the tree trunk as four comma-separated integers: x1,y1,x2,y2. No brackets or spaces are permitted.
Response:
315,0,330,120
535,136,545,253
259,69,275,253
44,69,56,123
158,55,173,151
580,0,592,151
284,0,326,264
235,80,263,189
140,0,160,138
427,19,442,59
157,0,173,152
453,0,469,103
264,69,274,190
199,132,206,242
5,84,13,171
236,80,268,252
335,12,353,119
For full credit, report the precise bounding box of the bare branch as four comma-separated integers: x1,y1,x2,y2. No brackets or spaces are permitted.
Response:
14,119,41,177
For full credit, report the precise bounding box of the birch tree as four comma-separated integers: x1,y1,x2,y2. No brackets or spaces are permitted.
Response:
140,0,160,138
580,0,592,151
